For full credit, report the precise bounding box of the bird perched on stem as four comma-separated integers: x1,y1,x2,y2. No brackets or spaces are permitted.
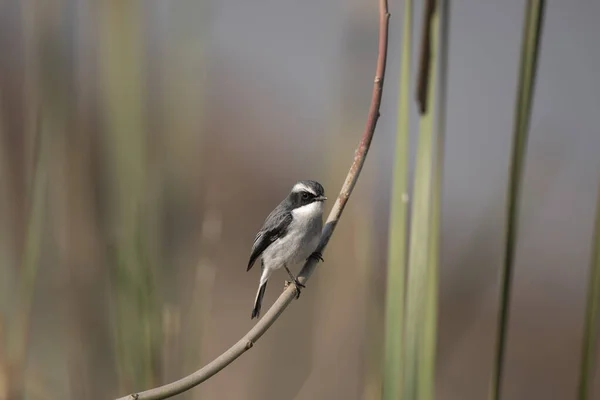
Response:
247,180,327,319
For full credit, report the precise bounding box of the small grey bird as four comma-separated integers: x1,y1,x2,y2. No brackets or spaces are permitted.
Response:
247,180,327,319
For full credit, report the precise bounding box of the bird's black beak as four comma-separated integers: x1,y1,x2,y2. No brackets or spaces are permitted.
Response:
315,195,327,202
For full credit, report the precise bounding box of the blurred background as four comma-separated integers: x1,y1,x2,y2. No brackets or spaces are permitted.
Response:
0,0,599,399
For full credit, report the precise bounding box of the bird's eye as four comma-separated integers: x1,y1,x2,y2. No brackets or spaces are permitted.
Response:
302,192,310,200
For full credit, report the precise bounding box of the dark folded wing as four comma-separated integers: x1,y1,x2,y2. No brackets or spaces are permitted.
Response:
247,210,292,271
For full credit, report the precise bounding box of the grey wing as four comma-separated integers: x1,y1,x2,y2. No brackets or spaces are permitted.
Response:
247,210,292,271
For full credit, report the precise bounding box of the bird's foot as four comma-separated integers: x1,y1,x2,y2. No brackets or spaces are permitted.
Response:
284,265,305,299
284,279,305,299
308,251,324,263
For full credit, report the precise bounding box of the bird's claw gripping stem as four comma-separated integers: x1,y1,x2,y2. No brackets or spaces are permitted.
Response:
308,251,324,262
284,266,305,299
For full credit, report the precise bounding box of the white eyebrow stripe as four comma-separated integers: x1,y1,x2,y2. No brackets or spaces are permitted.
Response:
292,183,316,195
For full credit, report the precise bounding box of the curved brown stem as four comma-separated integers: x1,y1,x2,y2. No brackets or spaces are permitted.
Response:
115,1,390,399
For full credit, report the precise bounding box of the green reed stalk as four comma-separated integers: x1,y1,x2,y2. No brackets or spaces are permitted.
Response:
382,1,412,399
420,1,450,398
489,1,546,399
403,8,439,400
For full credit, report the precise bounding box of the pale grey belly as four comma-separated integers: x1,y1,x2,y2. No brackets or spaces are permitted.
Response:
262,219,322,269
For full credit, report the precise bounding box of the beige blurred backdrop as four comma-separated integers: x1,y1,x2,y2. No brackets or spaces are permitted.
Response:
0,0,599,399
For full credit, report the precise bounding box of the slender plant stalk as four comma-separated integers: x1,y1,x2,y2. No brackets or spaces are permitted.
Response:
420,1,450,399
415,13,439,400
5,5,45,389
402,1,440,398
489,1,546,399
415,0,436,114
577,179,600,400
382,0,412,399
7,114,46,400
403,71,434,400
114,1,390,399
99,0,161,391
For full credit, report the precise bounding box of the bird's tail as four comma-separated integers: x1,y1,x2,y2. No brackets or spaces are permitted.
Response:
251,281,268,319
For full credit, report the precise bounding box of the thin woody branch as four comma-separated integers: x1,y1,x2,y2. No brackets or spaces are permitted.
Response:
115,1,390,399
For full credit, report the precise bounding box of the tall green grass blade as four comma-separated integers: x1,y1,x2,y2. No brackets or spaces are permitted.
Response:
403,8,439,400
416,11,440,400
577,179,600,400
420,1,450,399
8,115,46,368
99,1,160,391
489,1,546,399
418,15,438,400
382,0,413,398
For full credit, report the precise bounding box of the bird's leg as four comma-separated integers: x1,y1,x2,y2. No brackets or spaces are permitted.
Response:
308,251,324,263
284,265,305,299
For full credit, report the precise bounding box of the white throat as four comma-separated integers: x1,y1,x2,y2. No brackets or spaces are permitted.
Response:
291,201,324,219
